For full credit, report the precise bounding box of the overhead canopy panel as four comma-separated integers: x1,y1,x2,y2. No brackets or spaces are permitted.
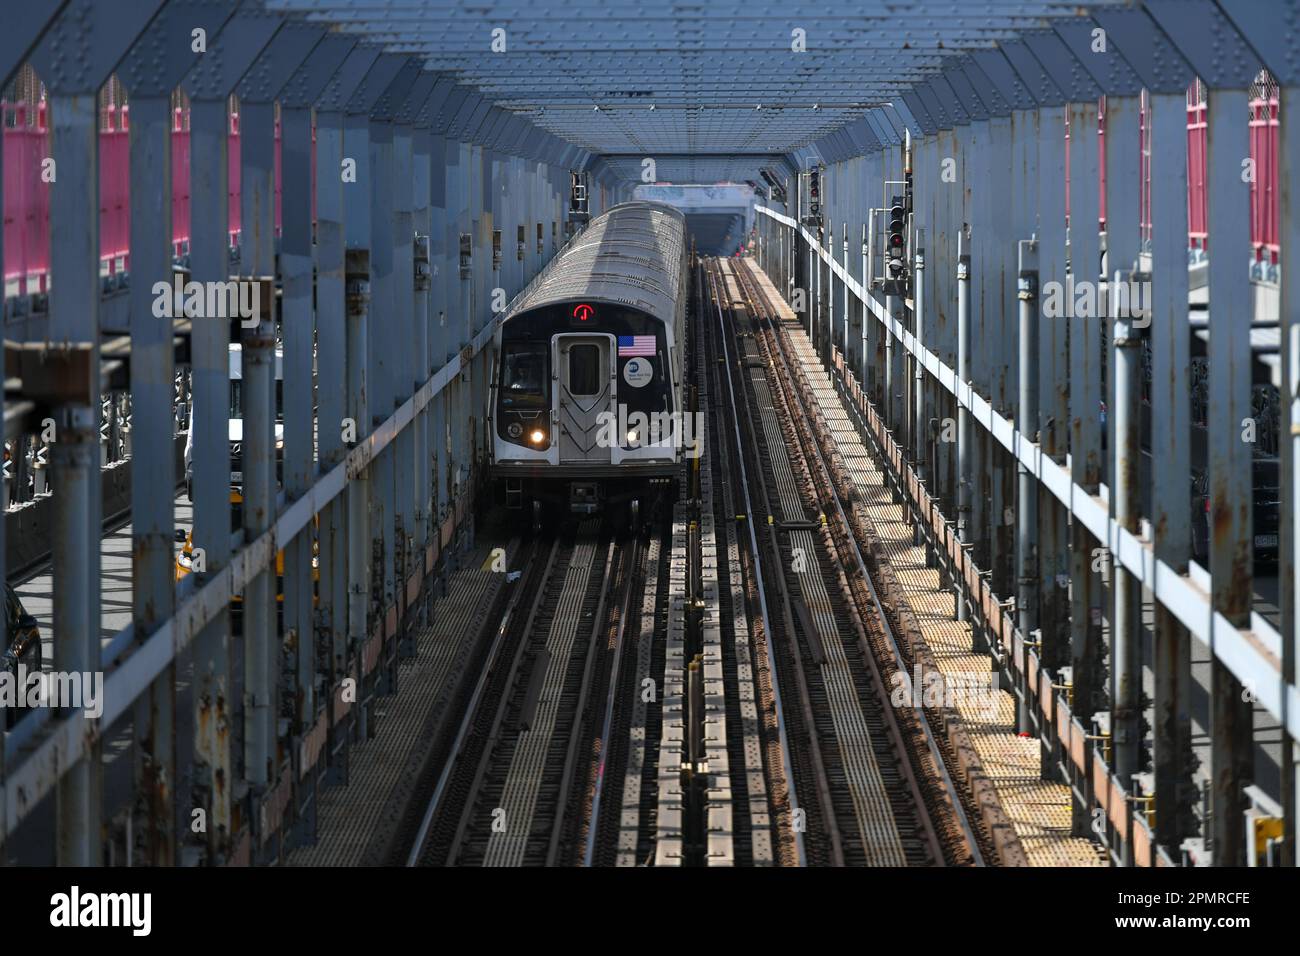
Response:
266,0,1130,182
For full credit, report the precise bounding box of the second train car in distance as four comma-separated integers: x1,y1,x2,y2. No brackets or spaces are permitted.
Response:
489,201,690,522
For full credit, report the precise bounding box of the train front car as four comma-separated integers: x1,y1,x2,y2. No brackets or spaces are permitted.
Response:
490,201,689,524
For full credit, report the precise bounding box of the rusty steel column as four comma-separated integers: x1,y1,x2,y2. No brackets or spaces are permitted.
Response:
46,90,104,868
1036,102,1070,712
1206,86,1255,867
126,89,177,866
1016,238,1039,737
1102,93,1143,852
955,227,971,623
1148,90,1196,853
239,89,279,793
51,401,97,865
913,233,926,488
1067,95,1104,835
985,108,1014,601
1112,266,1144,800
860,222,871,393
186,89,235,865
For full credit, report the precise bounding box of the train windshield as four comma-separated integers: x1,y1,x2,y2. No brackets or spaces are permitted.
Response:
501,342,549,409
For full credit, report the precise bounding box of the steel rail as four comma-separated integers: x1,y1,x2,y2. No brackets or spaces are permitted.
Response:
703,260,807,867
584,528,650,866
405,537,554,866
733,260,984,866
546,536,619,865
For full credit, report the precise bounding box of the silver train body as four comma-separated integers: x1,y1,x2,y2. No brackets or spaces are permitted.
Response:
490,201,689,513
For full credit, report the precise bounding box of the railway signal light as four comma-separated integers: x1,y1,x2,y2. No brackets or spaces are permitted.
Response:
888,196,906,264
802,168,823,227
883,197,904,287
882,194,910,295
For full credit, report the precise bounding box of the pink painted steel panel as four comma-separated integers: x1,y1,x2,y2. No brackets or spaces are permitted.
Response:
5,103,297,284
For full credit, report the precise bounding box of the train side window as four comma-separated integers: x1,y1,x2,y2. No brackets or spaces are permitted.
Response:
501,343,549,409
568,344,601,395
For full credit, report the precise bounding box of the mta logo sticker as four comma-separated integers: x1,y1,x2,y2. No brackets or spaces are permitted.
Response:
623,358,653,388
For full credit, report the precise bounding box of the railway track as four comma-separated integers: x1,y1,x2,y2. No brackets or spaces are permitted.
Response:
406,517,668,866
694,260,788,866
705,255,985,866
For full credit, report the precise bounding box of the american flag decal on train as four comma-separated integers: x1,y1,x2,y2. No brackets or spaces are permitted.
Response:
617,335,656,357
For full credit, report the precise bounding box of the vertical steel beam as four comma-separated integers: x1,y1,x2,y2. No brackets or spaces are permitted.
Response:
965,121,988,571
955,228,971,622
860,221,870,389
430,134,449,522
840,222,850,364
47,88,101,870
1008,108,1040,632
127,92,176,865
913,231,926,486
445,138,465,518
1016,239,1039,735
1067,96,1104,832
804,191,814,344
281,94,315,740
1104,93,1143,809
456,140,475,503
392,116,416,639
867,152,883,404
1112,264,1144,804
316,98,348,675
343,107,372,736
239,93,278,790
1148,91,1195,851
1206,87,1255,866
939,129,958,510
413,126,432,574
1037,105,1069,690
186,89,235,862
368,117,396,630
884,291,898,431
987,112,1013,597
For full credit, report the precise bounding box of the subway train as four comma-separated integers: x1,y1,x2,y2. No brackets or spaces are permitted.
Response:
489,201,690,523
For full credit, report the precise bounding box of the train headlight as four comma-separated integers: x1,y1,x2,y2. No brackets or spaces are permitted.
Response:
529,428,546,445
627,428,639,446
507,422,522,439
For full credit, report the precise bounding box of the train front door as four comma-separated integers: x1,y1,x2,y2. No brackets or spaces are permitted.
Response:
554,333,615,464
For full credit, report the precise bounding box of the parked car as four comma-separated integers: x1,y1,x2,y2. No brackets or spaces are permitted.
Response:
1190,457,1280,570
